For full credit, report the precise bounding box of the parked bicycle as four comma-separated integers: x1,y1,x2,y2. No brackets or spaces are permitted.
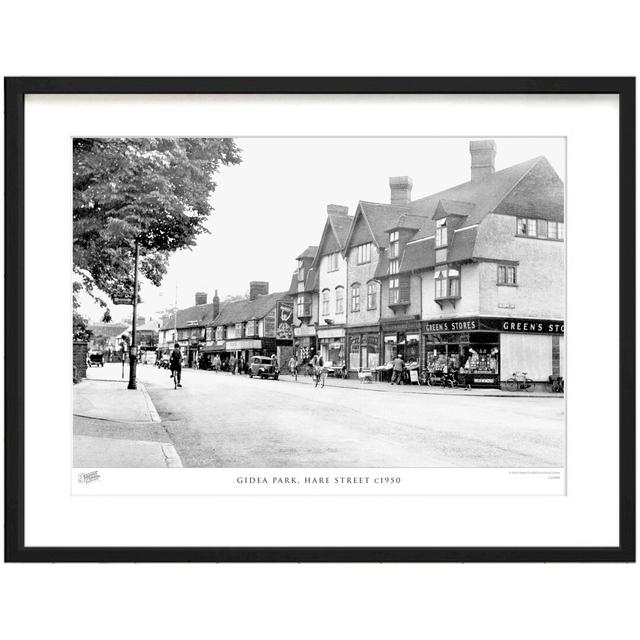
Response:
544,375,564,393
505,371,535,392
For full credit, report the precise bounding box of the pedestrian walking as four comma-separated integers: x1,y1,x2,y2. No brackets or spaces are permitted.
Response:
229,354,237,375
461,358,472,390
390,354,405,385
288,354,298,380
169,343,183,388
238,355,245,375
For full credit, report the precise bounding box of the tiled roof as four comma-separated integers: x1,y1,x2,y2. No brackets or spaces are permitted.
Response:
352,202,413,248
296,245,318,260
209,291,288,326
433,199,475,219
408,156,544,241
159,303,218,330
88,322,129,338
328,214,353,250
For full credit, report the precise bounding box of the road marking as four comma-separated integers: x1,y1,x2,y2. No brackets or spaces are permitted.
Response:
139,383,162,422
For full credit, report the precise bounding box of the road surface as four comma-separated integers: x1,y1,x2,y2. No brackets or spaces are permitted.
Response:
114,363,565,468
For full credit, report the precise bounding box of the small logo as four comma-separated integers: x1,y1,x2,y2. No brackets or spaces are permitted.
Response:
77,470,101,484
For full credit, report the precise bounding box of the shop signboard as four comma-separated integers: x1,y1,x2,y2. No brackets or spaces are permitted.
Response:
275,301,294,340
263,310,276,337
423,316,564,335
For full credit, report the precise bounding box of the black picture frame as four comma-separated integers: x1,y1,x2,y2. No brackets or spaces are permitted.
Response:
4,77,635,563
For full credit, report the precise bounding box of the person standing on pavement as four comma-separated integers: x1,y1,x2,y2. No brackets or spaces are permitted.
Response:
238,355,244,375
390,354,405,385
229,354,237,375
169,343,183,387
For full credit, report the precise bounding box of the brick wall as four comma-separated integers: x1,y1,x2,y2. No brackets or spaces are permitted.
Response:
73,341,88,382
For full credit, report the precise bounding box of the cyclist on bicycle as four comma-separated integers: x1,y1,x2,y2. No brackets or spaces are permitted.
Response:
310,353,324,388
169,343,183,388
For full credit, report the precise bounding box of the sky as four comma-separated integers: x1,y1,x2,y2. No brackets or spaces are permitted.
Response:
77,137,565,323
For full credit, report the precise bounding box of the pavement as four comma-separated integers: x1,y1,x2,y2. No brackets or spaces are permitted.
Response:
73,370,182,468
278,371,562,398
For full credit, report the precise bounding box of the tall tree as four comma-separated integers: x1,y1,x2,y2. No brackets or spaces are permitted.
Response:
73,137,242,310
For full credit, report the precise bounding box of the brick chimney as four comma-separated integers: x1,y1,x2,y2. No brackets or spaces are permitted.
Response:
195,291,208,305
212,289,220,319
249,281,269,301
389,176,413,204
469,140,496,181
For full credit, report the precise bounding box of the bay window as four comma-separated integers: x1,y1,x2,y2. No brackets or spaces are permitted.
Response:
389,277,400,304
434,265,461,299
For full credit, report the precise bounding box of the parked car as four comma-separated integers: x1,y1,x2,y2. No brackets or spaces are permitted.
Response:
248,355,279,380
87,351,104,367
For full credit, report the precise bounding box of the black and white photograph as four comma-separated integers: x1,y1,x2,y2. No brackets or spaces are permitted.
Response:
72,136,566,479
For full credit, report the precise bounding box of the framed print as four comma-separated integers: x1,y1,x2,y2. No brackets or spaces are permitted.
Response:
4,77,635,562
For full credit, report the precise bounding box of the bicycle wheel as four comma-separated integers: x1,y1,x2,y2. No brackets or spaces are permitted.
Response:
544,380,554,393
505,378,518,392
524,378,535,392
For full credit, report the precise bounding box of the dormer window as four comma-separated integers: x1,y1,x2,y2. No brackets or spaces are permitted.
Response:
389,259,399,275
435,218,448,248
389,231,400,258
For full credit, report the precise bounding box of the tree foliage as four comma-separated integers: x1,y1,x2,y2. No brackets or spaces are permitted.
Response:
73,137,242,307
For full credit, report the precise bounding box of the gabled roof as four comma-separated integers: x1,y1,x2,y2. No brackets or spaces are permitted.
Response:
345,201,414,249
296,245,318,260
433,199,475,220
209,291,288,326
312,212,353,266
159,303,218,330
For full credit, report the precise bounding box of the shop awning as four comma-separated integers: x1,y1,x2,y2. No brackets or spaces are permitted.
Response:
201,343,226,353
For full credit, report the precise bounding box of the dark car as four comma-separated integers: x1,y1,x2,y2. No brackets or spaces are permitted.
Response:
87,351,104,367
248,355,279,380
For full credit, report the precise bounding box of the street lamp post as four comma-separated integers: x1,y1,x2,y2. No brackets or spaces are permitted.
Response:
127,239,139,390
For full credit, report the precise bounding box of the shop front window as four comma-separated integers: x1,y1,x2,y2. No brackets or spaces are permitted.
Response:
367,334,379,368
349,335,361,369
424,332,500,381
384,335,397,363
321,338,345,367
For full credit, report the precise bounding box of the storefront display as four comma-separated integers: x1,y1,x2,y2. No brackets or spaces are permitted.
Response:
348,333,379,370
320,337,345,367
424,331,500,387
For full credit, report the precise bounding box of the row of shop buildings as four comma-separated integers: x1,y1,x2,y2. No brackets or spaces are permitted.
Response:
159,140,565,386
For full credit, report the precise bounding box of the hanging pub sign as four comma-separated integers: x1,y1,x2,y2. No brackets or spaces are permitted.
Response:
423,316,564,335
275,301,294,340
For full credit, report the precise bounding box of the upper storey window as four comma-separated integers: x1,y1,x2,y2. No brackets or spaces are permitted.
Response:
356,243,372,265
297,259,305,282
435,218,448,248
517,218,564,240
327,252,339,272
322,289,330,315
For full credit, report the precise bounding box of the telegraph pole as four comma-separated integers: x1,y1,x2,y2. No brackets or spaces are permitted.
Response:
127,239,139,390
